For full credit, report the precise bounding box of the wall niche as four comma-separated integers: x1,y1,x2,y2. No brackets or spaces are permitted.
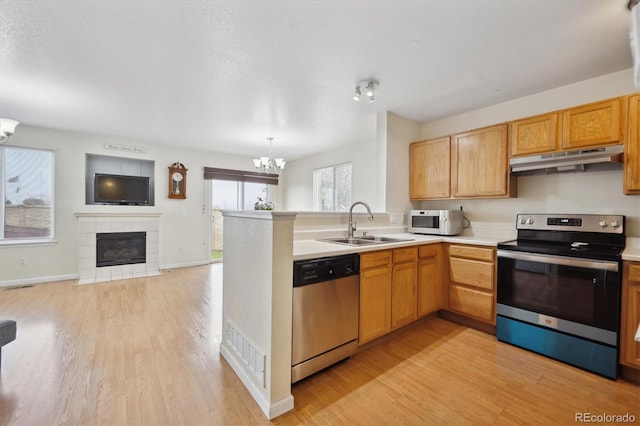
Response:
85,154,155,206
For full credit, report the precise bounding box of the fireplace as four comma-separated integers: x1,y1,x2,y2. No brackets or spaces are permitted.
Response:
96,231,146,267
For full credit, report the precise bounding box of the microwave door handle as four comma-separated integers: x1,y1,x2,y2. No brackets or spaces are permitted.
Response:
497,250,619,272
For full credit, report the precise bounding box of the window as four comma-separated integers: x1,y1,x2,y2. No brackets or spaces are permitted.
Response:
1,146,55,243
211,180,277,210
314,162,352,211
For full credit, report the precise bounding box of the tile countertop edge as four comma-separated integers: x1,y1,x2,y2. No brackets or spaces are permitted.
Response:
293,233,514,261
623,237,640,262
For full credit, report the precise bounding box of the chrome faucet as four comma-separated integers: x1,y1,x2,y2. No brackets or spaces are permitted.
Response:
347,201,374,238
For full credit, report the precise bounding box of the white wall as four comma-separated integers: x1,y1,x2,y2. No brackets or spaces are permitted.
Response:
0,124,256,285
420,68,640,236
281,138,381,211
384,112,422,222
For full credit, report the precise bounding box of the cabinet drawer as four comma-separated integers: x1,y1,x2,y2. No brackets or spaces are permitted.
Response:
449,257,494,290
628,263,640,284
393,247,418,263
449,244,494,262
361,250,392,269
449,285,494,323
419,244,440,258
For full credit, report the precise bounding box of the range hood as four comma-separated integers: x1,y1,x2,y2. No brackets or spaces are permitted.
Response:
510,145,623,176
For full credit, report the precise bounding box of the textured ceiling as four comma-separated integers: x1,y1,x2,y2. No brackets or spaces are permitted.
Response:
0,0,633,160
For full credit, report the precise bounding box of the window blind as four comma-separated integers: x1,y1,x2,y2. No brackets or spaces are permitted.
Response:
203,167,279,186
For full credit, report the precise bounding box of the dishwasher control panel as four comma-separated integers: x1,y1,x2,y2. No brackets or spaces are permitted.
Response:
293,254,360,287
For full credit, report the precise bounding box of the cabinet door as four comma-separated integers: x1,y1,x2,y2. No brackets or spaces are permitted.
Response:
562,98,622,149
510,112,560,156
359,265,392,344
409,137,451,199
624,95,640,195
452,124,511,198
621,262,640,368
418,253,444,316
391,260,418,329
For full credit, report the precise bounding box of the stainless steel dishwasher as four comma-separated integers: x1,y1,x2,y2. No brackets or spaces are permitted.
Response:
291,253,360,383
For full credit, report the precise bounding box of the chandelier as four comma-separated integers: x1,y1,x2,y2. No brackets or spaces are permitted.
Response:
253,137,285,174
0,118,19,143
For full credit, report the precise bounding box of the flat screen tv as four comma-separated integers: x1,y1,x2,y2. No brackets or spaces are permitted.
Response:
94,173,151,205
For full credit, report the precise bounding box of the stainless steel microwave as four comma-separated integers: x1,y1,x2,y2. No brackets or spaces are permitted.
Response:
408,210,464,236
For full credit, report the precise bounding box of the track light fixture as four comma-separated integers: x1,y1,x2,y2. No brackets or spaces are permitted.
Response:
353,85,361,101
353,80,379,103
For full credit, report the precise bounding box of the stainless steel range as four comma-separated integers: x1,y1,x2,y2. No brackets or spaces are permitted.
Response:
496,214,625,379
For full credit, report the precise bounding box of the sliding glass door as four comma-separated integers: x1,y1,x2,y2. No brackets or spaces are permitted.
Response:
208,180,276,262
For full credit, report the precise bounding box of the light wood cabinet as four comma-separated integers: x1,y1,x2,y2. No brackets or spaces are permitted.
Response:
417,244,445,317
510,112,560,156
391,247,418,328
359,251,392,344
451,124,513,198
620,261,640,369
447,244,496,324
562,98,623,150
409,137,451,199
509,96,627,158
624,94,640,195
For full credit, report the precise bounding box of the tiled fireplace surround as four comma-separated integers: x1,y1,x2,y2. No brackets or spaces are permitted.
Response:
75,212,161,284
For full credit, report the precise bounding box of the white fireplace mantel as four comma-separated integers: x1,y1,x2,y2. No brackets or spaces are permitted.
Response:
75,210,161,284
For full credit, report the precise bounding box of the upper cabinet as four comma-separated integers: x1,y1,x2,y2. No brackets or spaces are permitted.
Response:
624,94,640,195
510,97,625,157
410,124,513,200
562,98,623,150
411,93,636,199
409,137,450,199
510,112,560,156
452,124,513,198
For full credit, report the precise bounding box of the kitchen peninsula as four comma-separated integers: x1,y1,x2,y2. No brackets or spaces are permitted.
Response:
220,209,518,419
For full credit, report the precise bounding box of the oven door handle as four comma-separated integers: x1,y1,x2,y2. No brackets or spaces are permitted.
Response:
497,250,619,272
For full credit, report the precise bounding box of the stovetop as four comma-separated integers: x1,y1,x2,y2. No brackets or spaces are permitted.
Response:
498,213,626,261
497,239,624,261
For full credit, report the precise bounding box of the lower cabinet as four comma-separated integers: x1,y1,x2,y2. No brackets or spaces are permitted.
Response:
391,247,418,329
417,244,445,316
359,242,496,344
359,244,440,344
446,244,496,324
621,261,640,369
359,250,392,344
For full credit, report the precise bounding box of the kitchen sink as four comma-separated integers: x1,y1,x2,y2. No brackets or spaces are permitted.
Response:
359,235,414,243
319,236,414,246
319,237,381,246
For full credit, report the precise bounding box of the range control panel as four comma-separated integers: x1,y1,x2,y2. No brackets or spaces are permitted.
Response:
516,214,624,234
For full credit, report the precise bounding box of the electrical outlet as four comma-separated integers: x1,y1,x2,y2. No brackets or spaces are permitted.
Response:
19,256,27,266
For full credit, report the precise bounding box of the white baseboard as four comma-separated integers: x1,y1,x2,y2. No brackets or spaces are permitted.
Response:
0,259,212,288
0,273,78,288
220,342,294,420
160,259,211,270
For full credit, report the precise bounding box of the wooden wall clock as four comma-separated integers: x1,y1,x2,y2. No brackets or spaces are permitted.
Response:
168,162,188,199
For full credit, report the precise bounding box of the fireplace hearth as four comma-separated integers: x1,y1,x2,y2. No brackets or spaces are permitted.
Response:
96,231,146,267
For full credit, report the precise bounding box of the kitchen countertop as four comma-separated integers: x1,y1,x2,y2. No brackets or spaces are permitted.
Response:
293,232,514,260
295,233,640,261
623,237,640,262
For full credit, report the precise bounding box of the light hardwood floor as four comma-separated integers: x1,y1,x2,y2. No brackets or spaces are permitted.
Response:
1,264,638,425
